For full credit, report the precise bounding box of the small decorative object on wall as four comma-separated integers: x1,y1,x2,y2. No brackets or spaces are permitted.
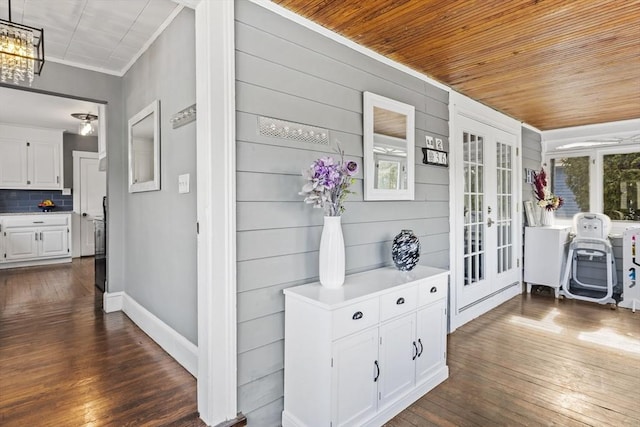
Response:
532,168,563,226
422,147,448,167
259,116,329,145
170,104,196,129
300,143,358,288
392,229,421,271
523,200,538,227
425,135,435,148
524,168,535,184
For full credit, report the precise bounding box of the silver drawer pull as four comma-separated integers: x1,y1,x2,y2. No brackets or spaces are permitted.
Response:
430,286,438,293
33,221,45,224
352,311,363,320
396,297,405,305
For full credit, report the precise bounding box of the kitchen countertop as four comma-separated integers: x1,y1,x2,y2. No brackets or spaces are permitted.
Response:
0,211,73,216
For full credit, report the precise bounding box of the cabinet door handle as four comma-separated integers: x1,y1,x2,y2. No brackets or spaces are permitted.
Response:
396,297,405,305
412,341,418,360
430,286,438,293
352,311,363,320
56,176,60,184
35,232,38,241
417,338,424,357
373,360,380,382
40,232,43,240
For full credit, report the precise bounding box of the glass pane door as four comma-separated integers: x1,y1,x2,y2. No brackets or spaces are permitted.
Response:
463,131,485,286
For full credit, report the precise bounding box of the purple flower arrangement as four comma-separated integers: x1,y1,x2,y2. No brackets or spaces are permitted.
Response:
300,145,358,216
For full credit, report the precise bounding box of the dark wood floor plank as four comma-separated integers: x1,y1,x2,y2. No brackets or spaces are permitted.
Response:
389,292,640,427
0,259,203,427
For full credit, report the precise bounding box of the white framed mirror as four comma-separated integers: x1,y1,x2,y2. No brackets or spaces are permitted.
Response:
128,100,160,193
363,92,415,200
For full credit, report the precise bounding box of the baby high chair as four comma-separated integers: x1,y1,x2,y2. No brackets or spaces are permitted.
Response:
560,213,620,305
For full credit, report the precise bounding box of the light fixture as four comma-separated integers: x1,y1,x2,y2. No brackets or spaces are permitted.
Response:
71,113,98,136
0,0,45,86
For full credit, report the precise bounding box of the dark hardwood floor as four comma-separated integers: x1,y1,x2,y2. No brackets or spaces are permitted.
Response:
388,287,640,427
2,259,639,427
0,258,204,427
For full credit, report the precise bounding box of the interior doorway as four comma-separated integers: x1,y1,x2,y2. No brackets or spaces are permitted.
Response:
73,151,106,256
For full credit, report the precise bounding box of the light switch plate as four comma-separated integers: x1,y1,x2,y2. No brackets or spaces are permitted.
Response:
62,188,71,195
178,174,190,194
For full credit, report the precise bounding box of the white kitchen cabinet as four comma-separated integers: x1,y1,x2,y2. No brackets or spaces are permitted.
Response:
0,138,28,188
1,214,71,267
29,140,62,189
0,124,63,190
283,265,449,427
524,226,571,297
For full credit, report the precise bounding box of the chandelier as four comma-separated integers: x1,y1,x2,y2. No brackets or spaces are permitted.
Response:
0,0,45,85
71,113,98,136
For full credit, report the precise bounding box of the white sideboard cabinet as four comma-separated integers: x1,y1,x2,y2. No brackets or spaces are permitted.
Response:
282,265,449,427
0,124,64,190
524,226,571,297
0,213,71,268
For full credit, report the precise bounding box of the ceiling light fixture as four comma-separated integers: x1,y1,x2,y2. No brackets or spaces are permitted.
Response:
0,0,45,85
71,113,98,136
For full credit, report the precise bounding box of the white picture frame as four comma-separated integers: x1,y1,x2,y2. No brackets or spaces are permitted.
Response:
524,200,538,226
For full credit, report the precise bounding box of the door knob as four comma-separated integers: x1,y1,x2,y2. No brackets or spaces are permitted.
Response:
487,217,494,227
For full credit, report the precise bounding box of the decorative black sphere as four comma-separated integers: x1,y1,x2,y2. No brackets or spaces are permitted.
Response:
392,230,420,271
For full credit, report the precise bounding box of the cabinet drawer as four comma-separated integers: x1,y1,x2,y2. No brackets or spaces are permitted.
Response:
418,276,447,307
332,299,379,340
380,285,418,322
4,215,68,228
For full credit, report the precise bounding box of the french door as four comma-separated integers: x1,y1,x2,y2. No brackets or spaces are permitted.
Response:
456,115,520,309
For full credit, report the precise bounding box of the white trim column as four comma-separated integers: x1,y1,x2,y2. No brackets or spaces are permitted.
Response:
195,0,237,425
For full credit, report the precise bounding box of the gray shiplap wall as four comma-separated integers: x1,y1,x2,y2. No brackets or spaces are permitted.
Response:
236,2,449,424
522,127,541,206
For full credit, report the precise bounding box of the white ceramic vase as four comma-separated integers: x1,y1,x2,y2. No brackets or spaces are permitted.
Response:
540,208,555,226
319,216,345,288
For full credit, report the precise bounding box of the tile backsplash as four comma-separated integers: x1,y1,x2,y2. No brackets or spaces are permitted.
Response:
0,190,73,213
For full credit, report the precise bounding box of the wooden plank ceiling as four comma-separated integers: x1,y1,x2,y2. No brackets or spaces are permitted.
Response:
273,0,640,131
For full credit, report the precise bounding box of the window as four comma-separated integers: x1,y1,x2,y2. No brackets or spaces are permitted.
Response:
551,156,590,219
546,146,640,225
603,153,640,221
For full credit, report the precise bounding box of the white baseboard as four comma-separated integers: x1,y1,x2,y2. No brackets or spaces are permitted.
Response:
0,256,72,270
122,294,198,378
103,291,124,312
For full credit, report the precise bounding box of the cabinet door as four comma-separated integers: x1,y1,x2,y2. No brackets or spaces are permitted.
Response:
4,229,39,260
378,314,416,407
29,141,62,189
415,299,447,383
39,227,69,257
331,328,379,427
0,138,28,188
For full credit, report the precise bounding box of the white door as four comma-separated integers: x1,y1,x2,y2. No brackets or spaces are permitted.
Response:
331,328,379,427
378,314,416,407
74,152,106,256
456,115,520,309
